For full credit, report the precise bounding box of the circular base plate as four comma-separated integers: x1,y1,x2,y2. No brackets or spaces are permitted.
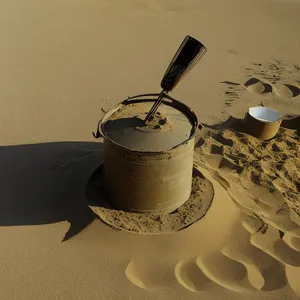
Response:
86,165,214,234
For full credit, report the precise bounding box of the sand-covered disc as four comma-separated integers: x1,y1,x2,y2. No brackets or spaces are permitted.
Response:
87,166,214,234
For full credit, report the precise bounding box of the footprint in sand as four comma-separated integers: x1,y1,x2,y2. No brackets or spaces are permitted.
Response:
244,60,300,98
244,77,272,94
221,216,288,291
174,213,297,293
127,210,299,293
245,77,300,98
196,252,256,292
273,83,300,98
174,258,219,292
125,260,157,290
242,216,300,267
193,215,288,292
125,259,173,290
222,59,300,105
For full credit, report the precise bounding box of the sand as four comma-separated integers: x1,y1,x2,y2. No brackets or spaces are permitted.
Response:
88,166,214,234
195,121,299,225
0,0,300,299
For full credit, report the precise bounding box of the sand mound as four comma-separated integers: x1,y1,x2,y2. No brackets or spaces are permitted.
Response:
87,166,214,234
194,119,300,234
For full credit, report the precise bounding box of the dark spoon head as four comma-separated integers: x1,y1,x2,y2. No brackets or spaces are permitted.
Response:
161,35,207,92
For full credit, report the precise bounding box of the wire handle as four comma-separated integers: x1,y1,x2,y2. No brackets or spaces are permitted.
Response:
144,90,165,122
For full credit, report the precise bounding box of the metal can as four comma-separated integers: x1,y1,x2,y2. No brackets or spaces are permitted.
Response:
93,93,198,213
244,106,282,140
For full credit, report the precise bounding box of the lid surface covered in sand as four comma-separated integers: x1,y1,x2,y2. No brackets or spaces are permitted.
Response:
102,102,194,151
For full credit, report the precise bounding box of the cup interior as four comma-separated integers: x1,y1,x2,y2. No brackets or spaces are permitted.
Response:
249,107,281,123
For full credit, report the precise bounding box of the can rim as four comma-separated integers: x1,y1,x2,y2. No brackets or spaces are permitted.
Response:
99,93,198,154
248,106,282,123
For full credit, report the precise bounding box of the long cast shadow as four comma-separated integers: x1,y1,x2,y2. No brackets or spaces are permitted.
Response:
0,141,104,241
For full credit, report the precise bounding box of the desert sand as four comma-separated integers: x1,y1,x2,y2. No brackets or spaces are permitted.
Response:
0,0,300,299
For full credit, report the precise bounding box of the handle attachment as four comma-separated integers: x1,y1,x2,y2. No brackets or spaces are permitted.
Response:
92,119,103,139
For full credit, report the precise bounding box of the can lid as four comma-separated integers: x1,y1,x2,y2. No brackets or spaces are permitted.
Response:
102,101,196,152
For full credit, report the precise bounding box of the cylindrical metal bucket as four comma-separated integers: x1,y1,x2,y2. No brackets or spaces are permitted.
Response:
243,106,282,140
93,93,198,213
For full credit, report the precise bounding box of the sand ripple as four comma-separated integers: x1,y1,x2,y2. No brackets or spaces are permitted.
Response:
174,258,218,292
185,121,300,293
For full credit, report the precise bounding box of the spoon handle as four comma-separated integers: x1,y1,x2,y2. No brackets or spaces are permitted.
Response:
144,36,207,122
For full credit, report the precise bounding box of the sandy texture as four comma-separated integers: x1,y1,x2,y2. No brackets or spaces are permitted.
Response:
0,0,300,300
88,167,214,234
186,120,300,293
195,121,299,225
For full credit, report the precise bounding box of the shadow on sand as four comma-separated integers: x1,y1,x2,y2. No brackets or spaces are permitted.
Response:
0,141,104,241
